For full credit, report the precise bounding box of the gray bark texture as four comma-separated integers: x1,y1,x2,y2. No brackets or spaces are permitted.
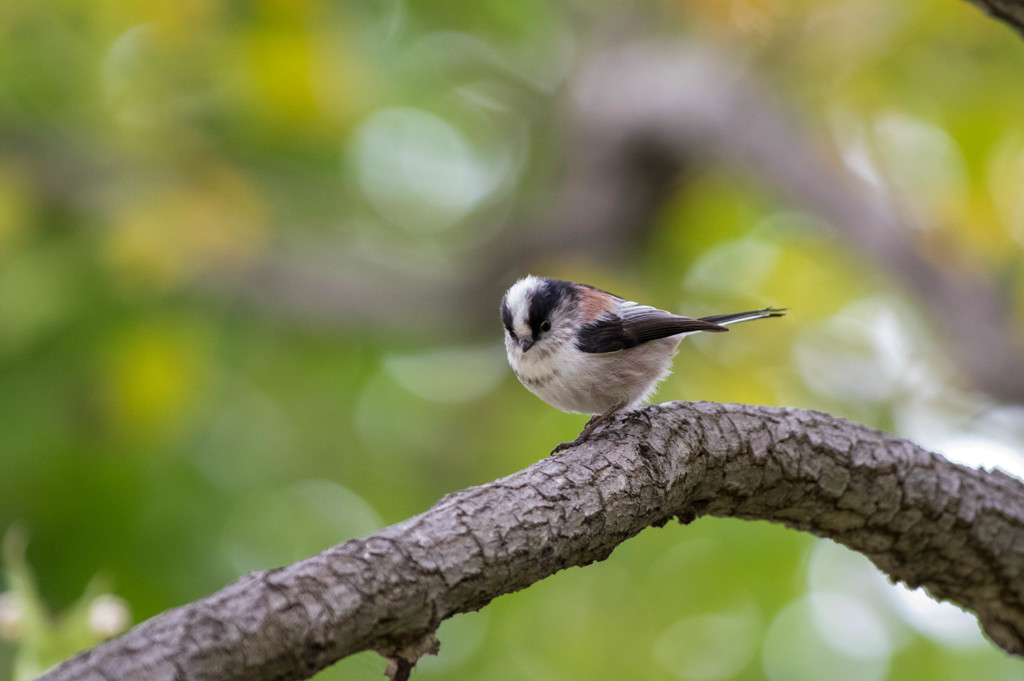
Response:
38,402,1024,681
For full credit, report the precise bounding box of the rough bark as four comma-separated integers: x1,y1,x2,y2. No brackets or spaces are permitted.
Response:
38,402,1024,681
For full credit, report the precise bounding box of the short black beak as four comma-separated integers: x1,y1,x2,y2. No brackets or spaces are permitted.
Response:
519,338,534,352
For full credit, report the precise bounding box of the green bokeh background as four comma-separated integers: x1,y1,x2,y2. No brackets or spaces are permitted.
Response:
2,0,1024,679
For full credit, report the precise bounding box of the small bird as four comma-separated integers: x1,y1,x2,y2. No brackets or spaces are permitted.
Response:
501,275,784,452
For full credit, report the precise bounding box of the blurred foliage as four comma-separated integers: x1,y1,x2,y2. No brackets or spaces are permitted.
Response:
0,527,130,681
1,0,1024,680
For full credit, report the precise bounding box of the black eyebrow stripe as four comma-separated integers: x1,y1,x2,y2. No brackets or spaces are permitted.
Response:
527,279,576,338
500,298,514,332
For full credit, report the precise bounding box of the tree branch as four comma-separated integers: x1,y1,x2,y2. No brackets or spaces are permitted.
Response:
39,402,1024,681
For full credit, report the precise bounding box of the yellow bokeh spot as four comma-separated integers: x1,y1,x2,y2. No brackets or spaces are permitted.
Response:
104,165,268,291
102,321,209,439
225,13,371,137
244,28,322,129
984,136,1024,260
760,243,864,320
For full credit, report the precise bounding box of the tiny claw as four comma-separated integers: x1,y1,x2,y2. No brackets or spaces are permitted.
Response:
551,437,584,455
550,404,625,455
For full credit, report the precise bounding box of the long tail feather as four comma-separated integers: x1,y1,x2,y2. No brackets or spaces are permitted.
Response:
699,307,786,326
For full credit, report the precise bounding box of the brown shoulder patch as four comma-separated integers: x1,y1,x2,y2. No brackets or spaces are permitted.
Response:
578,286,610,323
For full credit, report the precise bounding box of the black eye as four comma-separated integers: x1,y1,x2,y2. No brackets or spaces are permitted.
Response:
540,320,552,332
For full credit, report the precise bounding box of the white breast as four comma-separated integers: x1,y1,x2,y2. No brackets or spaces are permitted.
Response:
507,334,683,415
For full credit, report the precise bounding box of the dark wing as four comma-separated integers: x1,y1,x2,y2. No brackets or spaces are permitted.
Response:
576,303,727,354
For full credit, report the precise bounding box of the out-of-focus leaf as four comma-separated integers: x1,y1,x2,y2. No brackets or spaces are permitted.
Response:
2,528,130,681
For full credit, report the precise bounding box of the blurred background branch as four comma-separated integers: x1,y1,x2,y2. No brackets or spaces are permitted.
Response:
553,40,1024,403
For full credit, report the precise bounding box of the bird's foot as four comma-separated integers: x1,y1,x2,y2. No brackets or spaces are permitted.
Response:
551,432,589,455
549,404,625,455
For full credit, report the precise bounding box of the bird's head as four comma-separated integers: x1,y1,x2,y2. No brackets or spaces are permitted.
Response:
500,276,579,356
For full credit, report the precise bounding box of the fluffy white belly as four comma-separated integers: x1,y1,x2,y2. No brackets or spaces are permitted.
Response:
510,337,682,414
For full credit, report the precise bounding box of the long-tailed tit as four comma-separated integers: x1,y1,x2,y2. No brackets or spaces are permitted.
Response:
501,275,784,452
